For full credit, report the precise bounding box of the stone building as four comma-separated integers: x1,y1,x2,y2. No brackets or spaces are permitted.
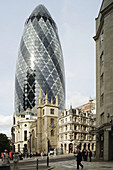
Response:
94,0,113,160
35,88,59,154
12,108,37,153
59,107,96,155
75,99,96,115
12,89,59,154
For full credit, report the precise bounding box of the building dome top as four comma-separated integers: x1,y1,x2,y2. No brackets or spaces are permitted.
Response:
30,4,52,19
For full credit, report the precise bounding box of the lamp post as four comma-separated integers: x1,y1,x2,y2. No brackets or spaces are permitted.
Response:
29,132,32,158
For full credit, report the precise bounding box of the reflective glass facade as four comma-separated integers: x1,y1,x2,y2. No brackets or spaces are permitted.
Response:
15,5,65,113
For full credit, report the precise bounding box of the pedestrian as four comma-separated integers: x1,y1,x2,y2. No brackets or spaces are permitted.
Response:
22,152,25,158
2,149,10,165
13,152,19,170
41,151,44,159
84,149,88,161
82,149,85,161
76,149,83,169
89,149,92,162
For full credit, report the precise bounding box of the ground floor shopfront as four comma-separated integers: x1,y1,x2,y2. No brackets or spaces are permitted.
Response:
59,141,96,154
96,127,113,161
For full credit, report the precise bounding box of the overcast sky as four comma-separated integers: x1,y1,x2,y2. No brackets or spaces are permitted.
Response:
0,0,102,137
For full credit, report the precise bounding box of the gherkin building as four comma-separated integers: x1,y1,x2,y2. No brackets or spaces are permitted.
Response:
15,5,65,113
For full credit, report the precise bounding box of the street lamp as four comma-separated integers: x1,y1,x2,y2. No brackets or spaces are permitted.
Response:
29,132,32,158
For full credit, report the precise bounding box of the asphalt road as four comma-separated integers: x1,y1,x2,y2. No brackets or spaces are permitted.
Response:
1,155,113,170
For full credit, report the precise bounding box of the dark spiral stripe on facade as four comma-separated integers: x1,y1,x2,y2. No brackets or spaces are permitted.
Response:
32,18,65,90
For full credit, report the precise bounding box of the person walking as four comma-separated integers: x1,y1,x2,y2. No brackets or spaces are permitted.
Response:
84,149,88,161
13,152,19,170
76,149,83,169
2,149,10,165
89,149,92,162
82,149,85,161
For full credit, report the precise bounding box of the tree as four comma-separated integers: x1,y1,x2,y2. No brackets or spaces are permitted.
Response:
0,133,10,155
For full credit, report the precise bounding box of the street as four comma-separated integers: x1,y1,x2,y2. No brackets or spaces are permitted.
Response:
7,155,113,170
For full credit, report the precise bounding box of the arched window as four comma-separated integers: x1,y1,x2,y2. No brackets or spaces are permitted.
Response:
92,143,94,150
51,129,54,136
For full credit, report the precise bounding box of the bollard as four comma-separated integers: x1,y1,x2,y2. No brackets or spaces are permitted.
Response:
37,159,38,170
47,156,49,167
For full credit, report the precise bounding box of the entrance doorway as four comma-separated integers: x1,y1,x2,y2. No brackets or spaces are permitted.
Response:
69,143,73,153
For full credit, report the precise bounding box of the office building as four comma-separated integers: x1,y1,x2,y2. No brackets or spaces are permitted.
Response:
15,5,65,113
94,0,113,160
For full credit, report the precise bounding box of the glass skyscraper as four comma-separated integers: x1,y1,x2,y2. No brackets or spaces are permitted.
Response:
15,5,65,113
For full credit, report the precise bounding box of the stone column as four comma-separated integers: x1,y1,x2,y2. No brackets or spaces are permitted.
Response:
104,130,109,161
81,143,84,151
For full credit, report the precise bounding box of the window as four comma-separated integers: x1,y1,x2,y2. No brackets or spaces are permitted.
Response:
84,126,86,131
74,126,77,130
70,117,72,121
65,134,67,139
21,115,25,118
70,124,72,130
13,117,15,125
79,118,81,123
65,125,67,131
100,93,104,106
100,31,104,44
79,125,80,130
100,53,104,66
24,130,27,141
74,133,77,139
101,112,104,124
18,144,20,152
65,118,67,122
92,143,94,150
51,118,54,124
51,130,54,136
43,109,45,115
70,134,72,139
100,73,104,87
50,109,54,114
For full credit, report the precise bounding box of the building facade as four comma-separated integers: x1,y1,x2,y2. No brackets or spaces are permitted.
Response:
15,4,65,113
94,0,113,160
12,108,37,153
59,107,96,155
12,89,59,154
75,99,96,115
36,88,59,154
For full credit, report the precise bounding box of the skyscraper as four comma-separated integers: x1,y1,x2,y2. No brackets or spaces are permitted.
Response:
15,5,65,113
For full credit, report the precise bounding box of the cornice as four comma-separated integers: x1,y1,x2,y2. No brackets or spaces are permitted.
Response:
93,2,113,41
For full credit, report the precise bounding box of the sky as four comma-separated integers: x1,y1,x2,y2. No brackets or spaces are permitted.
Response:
0,0,102,137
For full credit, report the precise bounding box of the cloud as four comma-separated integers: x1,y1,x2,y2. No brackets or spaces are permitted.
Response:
0,129,11,138
66,91,89,109
0,114,13,137
0,79,14,115
0,114,13,126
